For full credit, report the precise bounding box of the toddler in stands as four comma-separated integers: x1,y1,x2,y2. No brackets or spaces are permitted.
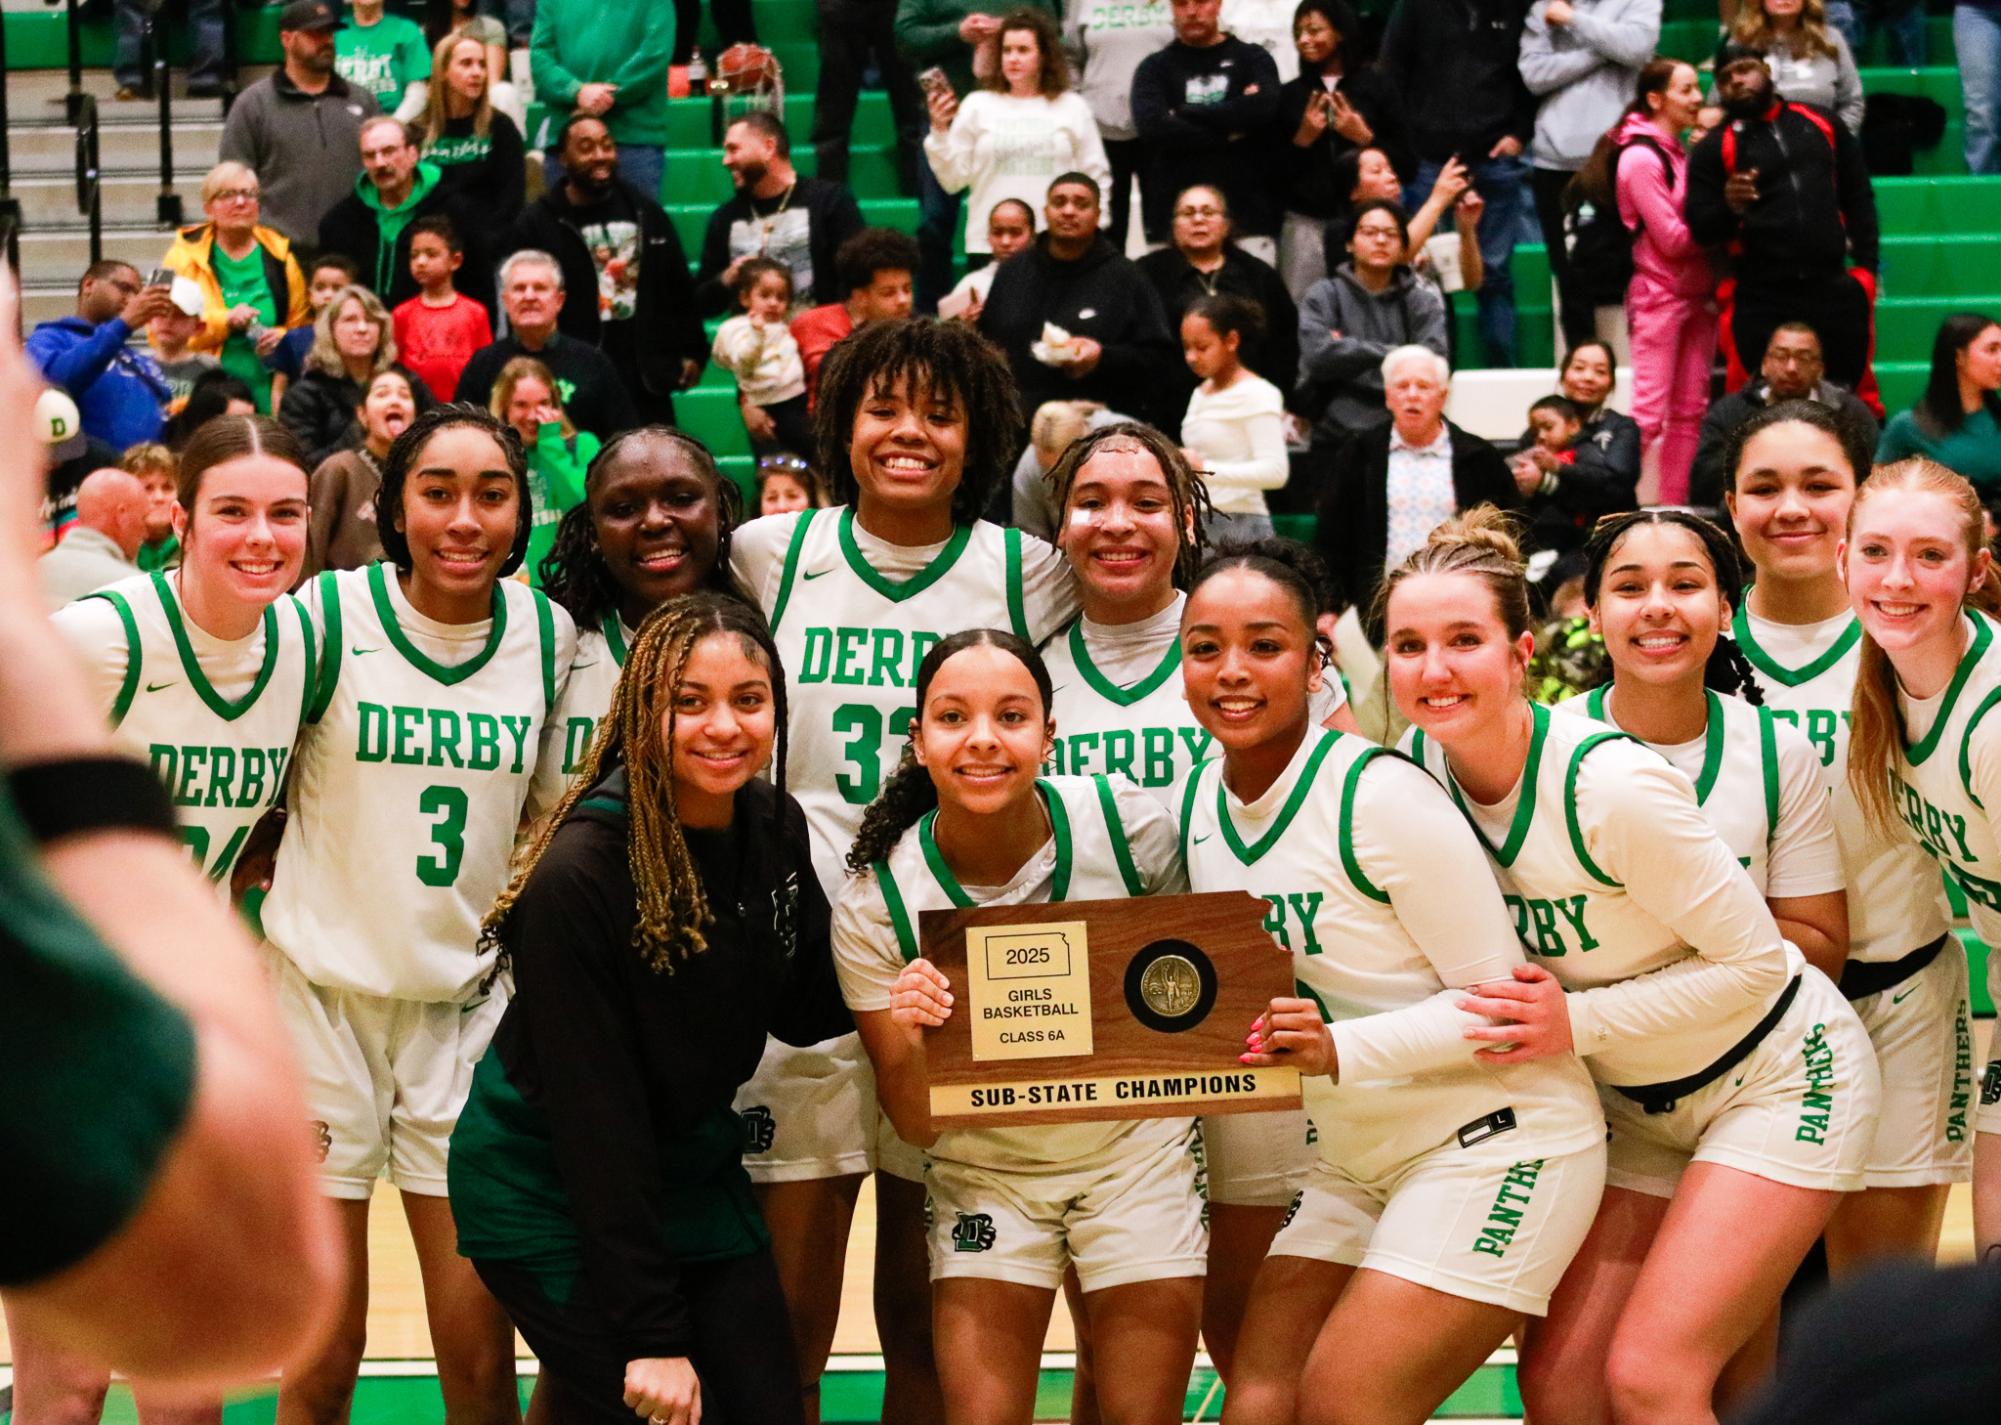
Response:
267,255,356,412
710,256,815,457
755,452,829,516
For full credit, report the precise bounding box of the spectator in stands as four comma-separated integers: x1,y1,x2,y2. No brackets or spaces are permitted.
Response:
392,217,493,402
1180,292,1288,539
1223,0,1302,78
1687,46,1880,395
1137,183,1298,430
1713,0,1864,135
979,172,1179,428
671,0,759,70
280,286,429,467
148,292,219,421
1321,147,1485,302
1516,337,1643,534
38,470,147,611
161,161,311,416
492,358,596,587
1961,1,2001,174
1271,0,1410,299
220,1,380,245
419,0,526,130
304,367,416,576
940,197,1035,318
1010,398,1124,534
1519,0,1661,357
713,258,815,456
268,255,357,414
530,0,676,199
1131,0,1282,256
1689,321,1876,504
119,444,182,572
1296,199,1450,453
1876,313,2001,491
455,251,640,439
337,0,434,116
814,0,923,187
1313,344,1515,619
167,371,257,450
1379,0,1535,367
792,228,923,400
694,112,867,315
1063,0,1176,249
512,115,708,426
114,0,222,102
319,116,492,316
418,31,528,225
1572,58,1712,503
894,0,1063,307
26,262,175,451
924,8,1112,268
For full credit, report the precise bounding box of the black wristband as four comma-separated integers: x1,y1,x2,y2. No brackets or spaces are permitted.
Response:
9,757,178,845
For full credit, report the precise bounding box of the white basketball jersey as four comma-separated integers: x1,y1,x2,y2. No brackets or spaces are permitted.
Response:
833,774,1190,1172
529,612,632,818
1733,603,1949,961
262,563,576,1002
1180,729,1601,1178
740,508,1075,898
1889,611,2001,950
59,571,314,884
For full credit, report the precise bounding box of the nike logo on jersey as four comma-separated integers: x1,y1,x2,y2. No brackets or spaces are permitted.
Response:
572,660,597,672
145,680,176,692
1192,833,1211,844
351,646,379,656
1891,986,1917,1005
802,568,832,580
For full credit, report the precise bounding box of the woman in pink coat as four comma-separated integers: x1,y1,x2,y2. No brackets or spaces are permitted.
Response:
1577,60,1712,503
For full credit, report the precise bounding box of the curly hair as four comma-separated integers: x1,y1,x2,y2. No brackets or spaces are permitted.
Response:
538,426,746,628
1580,509,1764,706
374,402,533,577
482,592,790,978
815,317,1022,527
845,628,1053,875
1043,422,1213,590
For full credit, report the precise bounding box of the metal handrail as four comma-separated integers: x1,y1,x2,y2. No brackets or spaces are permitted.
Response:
150,11,183,227
74,93,102,266
220,0,240,114
65,0,86,125
0,0,19,277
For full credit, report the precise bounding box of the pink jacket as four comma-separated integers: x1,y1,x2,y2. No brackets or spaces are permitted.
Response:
1614,110,1713,301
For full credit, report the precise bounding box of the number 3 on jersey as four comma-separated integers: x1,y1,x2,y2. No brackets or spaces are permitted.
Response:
417,783,470,886
834,703,917,804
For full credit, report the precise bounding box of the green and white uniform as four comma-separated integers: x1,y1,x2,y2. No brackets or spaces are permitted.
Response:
261,562,576,1198
53,570,315,885
1180,729,1604,1313
1043,594,1343,1204
1733,604,1970,1185
528,611,633,819
833,774,1207,1290
1881,610,2001,1137
1404,703,1880,1199
729,508,1078,1181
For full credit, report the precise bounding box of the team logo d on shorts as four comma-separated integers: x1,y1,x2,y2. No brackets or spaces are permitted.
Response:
952,1211,997,1253
740,1105,777,1153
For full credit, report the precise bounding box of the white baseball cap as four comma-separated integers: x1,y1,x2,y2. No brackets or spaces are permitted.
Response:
35,387,88,462
169,275,205,317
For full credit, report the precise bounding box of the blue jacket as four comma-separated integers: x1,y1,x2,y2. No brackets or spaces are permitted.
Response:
26,316,172,450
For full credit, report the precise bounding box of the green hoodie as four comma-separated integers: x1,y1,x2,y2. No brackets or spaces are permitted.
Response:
530,0,675,149
356,160,443,296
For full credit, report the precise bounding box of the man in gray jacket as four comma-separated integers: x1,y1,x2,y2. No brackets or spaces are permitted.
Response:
1519,0,1660,352
219,1,380,245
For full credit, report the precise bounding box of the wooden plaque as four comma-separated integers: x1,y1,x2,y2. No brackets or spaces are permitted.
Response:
919,891,1303,1129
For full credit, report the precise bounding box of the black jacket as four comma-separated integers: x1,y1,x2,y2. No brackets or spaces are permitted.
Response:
1131,37,1284,239
485,770,850,1358
1688,380,1880,507
454,330,640,441
692,177,865,316
1515,408,1641,555
1686,99,1880,279
278,363,435,469
509,177,707,407
427,110,528,228
317,177,496,316
979,234,1179,432
1313,418,1517,618
1135,244,1299,428
1270,66,1414,219
1379,0,1535,163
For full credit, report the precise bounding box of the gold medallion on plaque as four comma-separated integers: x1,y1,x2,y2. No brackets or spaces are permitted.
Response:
1140,954,1203,1020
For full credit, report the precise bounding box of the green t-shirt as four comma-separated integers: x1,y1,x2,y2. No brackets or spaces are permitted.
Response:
136,536,180,573
335,13,434,112
213,243,278,412
0,780,198,1287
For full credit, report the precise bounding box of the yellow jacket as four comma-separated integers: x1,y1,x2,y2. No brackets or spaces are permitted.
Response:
160,223,310,355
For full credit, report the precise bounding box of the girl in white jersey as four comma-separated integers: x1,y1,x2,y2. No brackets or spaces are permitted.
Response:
843,630,1205,1425
1840,458,2001,1259
1039,422,1360,1388
727,318,1079,1420
260,405,576,1425
27,416,315,1425
1724,403,1970,1270
1387,509,1879,1423
1177,544,1604,1425
529,427,745,819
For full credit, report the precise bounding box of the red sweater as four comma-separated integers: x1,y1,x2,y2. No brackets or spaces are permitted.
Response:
393,292,494,403
789,303,852,407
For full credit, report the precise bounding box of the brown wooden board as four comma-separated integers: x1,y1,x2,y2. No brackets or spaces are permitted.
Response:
919,891,1303,1129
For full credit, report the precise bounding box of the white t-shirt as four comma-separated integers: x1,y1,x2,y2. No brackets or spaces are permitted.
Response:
1181,373,1288,517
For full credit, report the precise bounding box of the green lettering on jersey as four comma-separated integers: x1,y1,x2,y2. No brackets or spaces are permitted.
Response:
1143,727,1175,784
868,628,906,688
352,700,527,775
799,626,941,689
149,742,288,809
392,704,425,763
357,701,389,762
1768,707,1850,768
1470,1159,1545,1258
201,745,236,807
563,716,597,775
502,715,533,774
1504,893,1599,957
427,708,466,768
800,627,834,683
469,712,502,770
1257,891,1325,955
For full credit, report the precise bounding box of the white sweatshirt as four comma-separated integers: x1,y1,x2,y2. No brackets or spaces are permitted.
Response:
1180,372,1289,517
923,90,1113,254
710,314,807,407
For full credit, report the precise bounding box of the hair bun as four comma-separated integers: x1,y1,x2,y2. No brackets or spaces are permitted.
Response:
1424,504,1526,570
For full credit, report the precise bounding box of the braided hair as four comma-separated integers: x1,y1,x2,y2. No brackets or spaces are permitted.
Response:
845,629,1054,874
481,592,790,978
537,426,746,627
1580,508,1764,706
1044,422,1214,589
